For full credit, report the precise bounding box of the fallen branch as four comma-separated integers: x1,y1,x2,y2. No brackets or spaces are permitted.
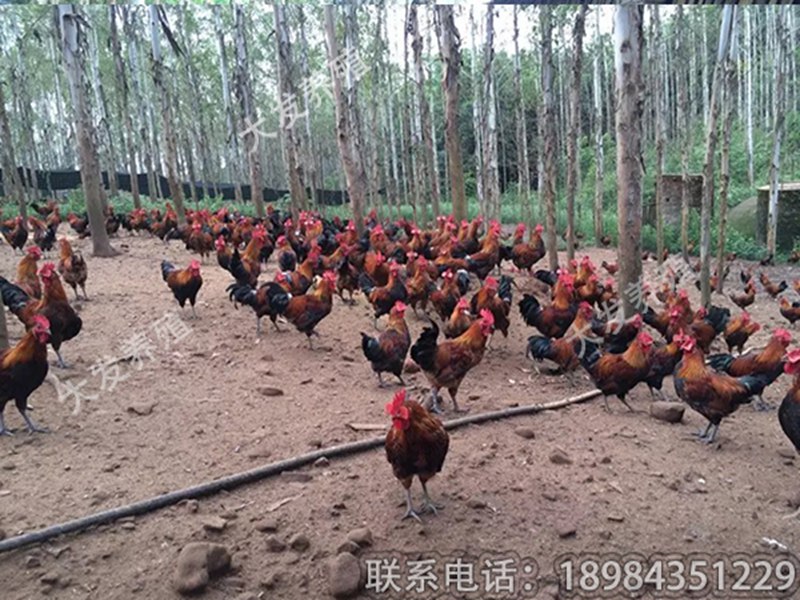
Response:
0,387,602,554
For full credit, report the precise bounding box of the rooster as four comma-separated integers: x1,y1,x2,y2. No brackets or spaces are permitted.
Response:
644,335,682,401
385,389,449,521
778,349,800,453
601,260,618,276
1,216,27,252
430,270,463,322
576,330,654,412
673,332,773,444
411,309,494,413
161,260,203,319
707,328,791,411
16,246,42,299
57,238,88,300
335,246,360,305
0,315,52,435
729,280,756,310
443,298,474,340
508,223,546,274
405,257,436,317
519,272,577,338
361,301,411,386
469,276,512,339
276,235,297,272
264,271,336,348
759,272,787,298
30,217,57,254
0,264,82,368
360,262,408,326
187,222,213,261
723,311,760,354
780,298,800,326
215,236,232,272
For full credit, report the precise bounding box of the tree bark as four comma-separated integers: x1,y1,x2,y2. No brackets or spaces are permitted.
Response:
297,6,320,209
435,4,466,223
469,7,484,211
745,9,754,187
566,5,586,262
512,5,531,226
593,9,604,245
110,6,140,208
767,5,788,256
58,4,117,257
716,22,737,294
676,6,691,264
324,5,366,235
699,6,736,308
541,6,558,272
614,4,644,317
0,83,26,218
482,5,500,222
89,24,118,197
653,6,666,266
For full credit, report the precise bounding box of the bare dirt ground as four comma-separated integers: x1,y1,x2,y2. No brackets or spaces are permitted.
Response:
1,229,800,599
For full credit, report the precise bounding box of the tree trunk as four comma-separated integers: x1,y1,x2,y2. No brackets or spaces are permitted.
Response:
699,6,736,308
566,5,586,262
297,6,320,210
324,5,366,234
110,6,140,208
745,9,754,186
614,4,644,317
213,6,243,204
541,6,558,272
512,5,531,226
716,23,737,294
653,6,666,266
0,83,26,218
435,4,466,223
89,24,118,197
482,5,500,222
593,9,604,245
469,7,483,211
676,6,691,263
58,4,117,257
767,5,788,256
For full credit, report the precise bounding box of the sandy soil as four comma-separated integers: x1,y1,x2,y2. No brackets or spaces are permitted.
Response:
0,229,799,599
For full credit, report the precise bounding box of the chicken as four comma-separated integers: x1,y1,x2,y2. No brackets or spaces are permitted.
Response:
187,222,213,261
600,235,612,247
335,247,360,305
16,246,42,299
361,301,411,386
30,217,57,254
509,223,546,273
230,227,267,287
795,280,800,295
591,311,643,354
430,270,463,322
57,238,88,300
360,262,408,325
526,335,580,375
686,305,730,354
760,272,787,298
729,280,756,310
469,276,512,338
276,235,297,272
780,298,800,326
723,311,760,354
227,278,285,336
673,332,773,444
443,298,474,339
66,213,89,238
384,389,449,521
576,330,654,412
215,236,232,272
519,272,577,338
789,251,800,264
0,315,52,435
405,258,436,317
410,309,494,413
601,260,618,276
264,271,336,348
778,349,800,453
644,337,681,400
464,220,502,280
1,216,27,252
707,328,791,411
161,260,203,319
0,263,83,368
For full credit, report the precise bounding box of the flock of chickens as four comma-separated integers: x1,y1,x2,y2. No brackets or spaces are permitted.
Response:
2,200,800,521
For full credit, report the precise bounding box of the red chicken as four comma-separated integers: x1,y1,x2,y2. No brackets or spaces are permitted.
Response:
1,216,28,251
674,332,774,444
265,271,336,348
778,349,800,453
443,298,474,339
16,246,42,300
723,311,760,354
410,309,494,413
469,275,512,338
360,262,408,325
518,271,577,338
0,315,52,435
161,260,203,319
509,223,546,273
360,301,411,386
384,389,449,521
57,238,88,300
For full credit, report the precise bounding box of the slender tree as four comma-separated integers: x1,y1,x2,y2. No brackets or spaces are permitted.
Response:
767,5,788,256
614,4,644,317
58,4,117,257
469,7,483,210
653,6,666,266
512,5,531,226
593,9,604,245
481,5,500,221
324,5,366,234
676,6,691,263
566,5,587,262
0,82,26,218
699,6,736,307
744,9,754,186
541,6,558,272
435,5,466,222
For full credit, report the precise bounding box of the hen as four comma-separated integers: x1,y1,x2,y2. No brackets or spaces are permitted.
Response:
57,238,88,300
0,315,52,435
673,333,773,444
385,389,449,521
161,260,203,319
360,301,410,386
410,309,494,413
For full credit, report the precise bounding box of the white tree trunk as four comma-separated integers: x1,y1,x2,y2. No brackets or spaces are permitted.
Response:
767,6,788,256
512,5,531,226
745,9,755,186
566,5,586,262
469,7,483,210
482,5,500,222
593,9,604,244
541,6,558,272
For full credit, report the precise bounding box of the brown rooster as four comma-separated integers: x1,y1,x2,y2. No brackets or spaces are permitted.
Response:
361,301,411,386
57,238,88,300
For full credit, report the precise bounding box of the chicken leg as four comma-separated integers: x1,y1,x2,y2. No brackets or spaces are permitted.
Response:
402,487,422,522
695,422,719,444
753,395,774,412
419,479,443,515
54,349,70,369
0,413,12,436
